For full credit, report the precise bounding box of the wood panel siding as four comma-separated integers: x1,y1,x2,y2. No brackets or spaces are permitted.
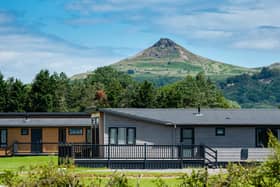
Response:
66,127,86,143
42,128,58,142
42,128,58,153
8,128,31,153
8,128,31,146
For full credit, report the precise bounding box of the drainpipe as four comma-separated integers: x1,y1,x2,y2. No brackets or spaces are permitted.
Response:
173,124,177,145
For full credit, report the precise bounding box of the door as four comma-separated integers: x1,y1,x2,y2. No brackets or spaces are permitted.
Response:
31,128,42,153
59,128,67,143
180,128,194,158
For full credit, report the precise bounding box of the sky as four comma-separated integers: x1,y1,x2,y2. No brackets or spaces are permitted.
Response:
0,0,280,82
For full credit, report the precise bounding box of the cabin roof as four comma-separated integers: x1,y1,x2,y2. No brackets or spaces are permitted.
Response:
0,112,91,127
100,108,280,126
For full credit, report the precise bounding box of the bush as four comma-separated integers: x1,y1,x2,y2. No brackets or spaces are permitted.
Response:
177,169,208,187
0,161,81,187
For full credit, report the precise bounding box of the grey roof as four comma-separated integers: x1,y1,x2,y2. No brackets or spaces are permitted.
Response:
100,108,280,126
0,112,90,118
0,112,92,127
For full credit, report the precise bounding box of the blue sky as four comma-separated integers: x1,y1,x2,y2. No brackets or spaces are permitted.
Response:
0,0,280,82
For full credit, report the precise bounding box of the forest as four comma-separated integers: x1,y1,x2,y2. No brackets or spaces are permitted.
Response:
220,67,280,108
0,67,239,112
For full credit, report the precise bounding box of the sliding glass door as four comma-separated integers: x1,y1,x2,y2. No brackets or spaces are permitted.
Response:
180,128,194,158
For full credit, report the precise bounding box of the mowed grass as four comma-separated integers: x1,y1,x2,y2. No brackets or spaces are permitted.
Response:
0,156,57,171
0,156,187,186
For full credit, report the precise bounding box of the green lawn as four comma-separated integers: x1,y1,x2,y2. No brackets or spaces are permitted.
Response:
0,156,184,186
0,156,57,171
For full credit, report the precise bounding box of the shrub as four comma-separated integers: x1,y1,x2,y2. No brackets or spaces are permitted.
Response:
105,172,131,187
0,161,81,187
178,169,208,187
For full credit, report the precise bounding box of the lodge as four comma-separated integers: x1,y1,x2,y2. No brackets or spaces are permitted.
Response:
1,109,280,168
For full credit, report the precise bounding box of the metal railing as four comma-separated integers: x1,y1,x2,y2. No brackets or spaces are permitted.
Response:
204,145,218,167
59,144,208,160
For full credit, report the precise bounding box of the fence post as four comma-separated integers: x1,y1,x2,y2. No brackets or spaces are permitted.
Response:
180,144,183,168
202,145,206,166
144,143,147,169
107,144,110,168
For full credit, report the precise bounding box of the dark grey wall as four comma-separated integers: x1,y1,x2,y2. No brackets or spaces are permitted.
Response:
193,127,255,147
104,113,175,145
104,113,279,148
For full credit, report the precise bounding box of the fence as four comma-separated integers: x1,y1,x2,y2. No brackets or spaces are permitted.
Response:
58,144,217,168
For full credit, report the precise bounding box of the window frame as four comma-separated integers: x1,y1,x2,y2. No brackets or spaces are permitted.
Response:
68,128,83,135
21,128,29,136
215,127,225,136
126,127,136,145
0,128,7,148
108,127,136,145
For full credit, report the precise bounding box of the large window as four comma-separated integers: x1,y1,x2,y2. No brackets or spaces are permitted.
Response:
0,129,7,148
109,127,136,145
69,128,83,135
181,128,194,145
256,128,278,147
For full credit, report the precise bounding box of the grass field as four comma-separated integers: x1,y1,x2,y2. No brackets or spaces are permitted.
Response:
0,156,57,171
0,156,185,186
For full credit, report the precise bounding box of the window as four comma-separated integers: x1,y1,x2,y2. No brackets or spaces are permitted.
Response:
69,128,83,135
256,128,278,147
86,128,92,143
109,128,117,144
21,128,29,135
118,128,126,145
127,128,136,145
0,129,7,148
109,127,136,145
216,128,225,136
181,128,194,145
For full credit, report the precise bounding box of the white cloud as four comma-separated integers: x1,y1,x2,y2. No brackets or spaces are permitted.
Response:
233,39,280,49
0,14,124,82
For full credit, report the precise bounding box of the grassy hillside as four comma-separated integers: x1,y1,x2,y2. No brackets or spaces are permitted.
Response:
110,38,255,86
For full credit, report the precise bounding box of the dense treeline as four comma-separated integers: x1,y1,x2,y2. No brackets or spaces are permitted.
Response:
0,67,238,112
220,67,280,108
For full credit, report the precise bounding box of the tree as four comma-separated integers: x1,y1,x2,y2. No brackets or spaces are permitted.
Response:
29,70,54,112
51,72,69,112
132,81,156,108
5,78,28,112
0,73,7,112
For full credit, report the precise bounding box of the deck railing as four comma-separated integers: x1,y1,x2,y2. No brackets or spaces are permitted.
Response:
59,144,205,160
58,144,218,168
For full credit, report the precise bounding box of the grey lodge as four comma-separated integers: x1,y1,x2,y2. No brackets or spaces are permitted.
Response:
99,108,280,164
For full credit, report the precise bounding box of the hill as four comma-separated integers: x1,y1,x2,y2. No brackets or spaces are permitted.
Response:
110,38,254,85
219,67,280,108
